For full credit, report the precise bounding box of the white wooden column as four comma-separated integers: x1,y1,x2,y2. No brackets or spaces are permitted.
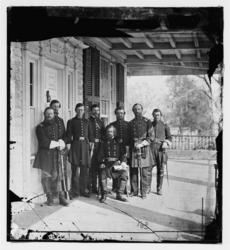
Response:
21,44,31,198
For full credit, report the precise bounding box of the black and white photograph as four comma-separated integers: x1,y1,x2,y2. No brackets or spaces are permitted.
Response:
4,0,227,244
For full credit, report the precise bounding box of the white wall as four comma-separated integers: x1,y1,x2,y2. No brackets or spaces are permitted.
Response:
10,38,84,200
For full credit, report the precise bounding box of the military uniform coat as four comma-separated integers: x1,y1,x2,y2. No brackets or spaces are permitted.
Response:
88,116,105,165
128,116,155,168
109,119,129,147
33,120,64,176
66,117,90,167
98,137,126,179
151,120,172,164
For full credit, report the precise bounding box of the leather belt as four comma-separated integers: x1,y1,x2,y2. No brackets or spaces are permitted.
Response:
74,137,85,141
106,157,118,162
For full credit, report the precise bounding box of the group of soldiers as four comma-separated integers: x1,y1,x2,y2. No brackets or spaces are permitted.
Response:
33,100,172,206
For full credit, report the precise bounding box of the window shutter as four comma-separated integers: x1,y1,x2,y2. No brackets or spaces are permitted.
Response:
92,48,100,97
116,63,124,107
83,48,92,97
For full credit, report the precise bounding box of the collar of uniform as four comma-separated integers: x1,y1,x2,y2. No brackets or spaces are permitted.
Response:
153,120,163,126
75,116,85,121
43,119,55,126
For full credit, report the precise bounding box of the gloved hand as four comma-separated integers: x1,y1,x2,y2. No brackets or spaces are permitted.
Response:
161,141,168,149
49,140,59,149
100,163,106,169
135,143,142,150
58,139,66,150
66,144,71,151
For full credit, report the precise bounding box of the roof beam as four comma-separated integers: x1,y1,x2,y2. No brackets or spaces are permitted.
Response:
193,32,199,48
168,35,176,48
143,34,154,48
126,54,208,64
193,34,204,67
110,41,211,50
89,37,112,49
193,32,203,65
134,51,144,59
196,50,201,59
127,66,208,76
175,50,181,59
119,38,132,48
154,50,162,59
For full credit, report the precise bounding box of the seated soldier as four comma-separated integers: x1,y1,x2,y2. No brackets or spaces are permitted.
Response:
98,125,128,203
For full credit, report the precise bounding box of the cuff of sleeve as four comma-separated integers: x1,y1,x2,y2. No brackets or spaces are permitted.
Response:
165,139,172,147
58,139,65,148
50,141,59,149
141,140,150,147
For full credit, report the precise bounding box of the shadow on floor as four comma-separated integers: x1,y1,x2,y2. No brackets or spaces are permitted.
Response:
12,192,203,237
152,173,215,187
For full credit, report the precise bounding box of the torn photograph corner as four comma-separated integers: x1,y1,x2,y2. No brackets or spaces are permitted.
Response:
7,5,223,243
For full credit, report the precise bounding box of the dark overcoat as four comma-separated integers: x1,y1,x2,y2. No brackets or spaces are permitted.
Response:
150,120,172,164
88,116,105,165
33,120,63,175
97,137,126,179
128,116,155,168
66,116,90,167
109,119,129,147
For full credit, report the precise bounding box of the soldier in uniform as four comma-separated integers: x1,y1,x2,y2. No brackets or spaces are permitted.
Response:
109,106,129,192
150,109,172,195
98,125,128,203
33,107,69,206
88,104,105,194
66,103,90,198
50,100,69,196
128,103,155,199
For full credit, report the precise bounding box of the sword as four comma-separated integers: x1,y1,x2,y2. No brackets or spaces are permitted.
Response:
137,147,143,196
60,152,70,200
162,148,169,186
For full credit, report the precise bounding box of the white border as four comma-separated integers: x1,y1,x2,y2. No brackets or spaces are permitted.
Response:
1,1,229,250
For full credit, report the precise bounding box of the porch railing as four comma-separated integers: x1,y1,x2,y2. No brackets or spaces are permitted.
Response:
170,135,216,150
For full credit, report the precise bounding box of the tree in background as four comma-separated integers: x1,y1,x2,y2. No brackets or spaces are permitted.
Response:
164,75,213,135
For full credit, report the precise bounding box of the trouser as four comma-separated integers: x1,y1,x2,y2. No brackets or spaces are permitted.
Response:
89,163,99,191
99,167,128,195
112,178,118,191
152,144,167,191
71,164,89,196
157,163,165,191
147,166,153,192
41,176,62,194
130,166,150,195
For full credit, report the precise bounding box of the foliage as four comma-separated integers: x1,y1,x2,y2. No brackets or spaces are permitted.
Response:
164,75,213,135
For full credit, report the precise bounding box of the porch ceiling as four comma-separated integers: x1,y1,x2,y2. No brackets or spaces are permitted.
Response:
90,29,212,76
8,6,223,76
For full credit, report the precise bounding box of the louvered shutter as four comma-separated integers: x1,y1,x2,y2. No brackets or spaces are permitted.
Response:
116,63,125,107
83,47,100,116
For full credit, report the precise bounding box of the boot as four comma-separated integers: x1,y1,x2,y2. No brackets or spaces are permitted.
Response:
46,193,53,206
100,193,107,203
59,192,69,206
157,175,164,195
116,179,128,202
99,179,107,203
116,193,127,202
147,166,153,194
112,179,118,193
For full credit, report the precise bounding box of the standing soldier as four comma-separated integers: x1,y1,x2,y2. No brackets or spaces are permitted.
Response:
128,103,155,199
88,104,105,194
50,100,69,197
33,107,69,206
66,103,90,198
109,106,129,192
98,125,128,203
150,109,172,195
